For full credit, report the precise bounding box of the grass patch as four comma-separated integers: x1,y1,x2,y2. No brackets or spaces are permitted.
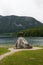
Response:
0,49,43,65
0,47,9,55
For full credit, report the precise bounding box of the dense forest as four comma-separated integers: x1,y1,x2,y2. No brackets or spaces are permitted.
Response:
20,27,43,37
0,26,43,37
0,15,43,37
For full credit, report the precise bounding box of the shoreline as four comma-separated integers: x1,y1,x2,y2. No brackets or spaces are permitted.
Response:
0,44,16,48
0,44,43,47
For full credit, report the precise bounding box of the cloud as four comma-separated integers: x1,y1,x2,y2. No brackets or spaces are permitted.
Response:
0,0,37,16
0,0,43,23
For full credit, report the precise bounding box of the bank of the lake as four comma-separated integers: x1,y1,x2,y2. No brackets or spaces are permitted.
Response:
0,37,43,47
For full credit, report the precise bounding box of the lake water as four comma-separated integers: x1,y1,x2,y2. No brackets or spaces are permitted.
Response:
0,37,43,46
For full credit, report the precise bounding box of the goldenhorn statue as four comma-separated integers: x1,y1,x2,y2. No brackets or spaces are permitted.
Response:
16,37,32,49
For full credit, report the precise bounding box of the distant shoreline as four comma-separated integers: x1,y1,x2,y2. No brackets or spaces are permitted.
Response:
0,44,15,47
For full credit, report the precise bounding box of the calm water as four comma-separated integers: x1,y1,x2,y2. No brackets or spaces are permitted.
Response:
0,37,43,46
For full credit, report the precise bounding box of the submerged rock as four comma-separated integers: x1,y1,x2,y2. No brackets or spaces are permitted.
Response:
16,37,32,49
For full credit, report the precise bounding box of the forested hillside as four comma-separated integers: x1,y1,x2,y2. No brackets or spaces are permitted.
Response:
0,15,43,33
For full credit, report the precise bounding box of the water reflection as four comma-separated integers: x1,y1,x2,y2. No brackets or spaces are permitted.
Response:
0,37,43,46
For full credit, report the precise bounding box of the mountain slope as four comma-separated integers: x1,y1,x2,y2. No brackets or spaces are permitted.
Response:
0,15,43,33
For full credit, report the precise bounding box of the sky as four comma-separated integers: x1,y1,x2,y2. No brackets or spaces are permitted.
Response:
0,0,43,23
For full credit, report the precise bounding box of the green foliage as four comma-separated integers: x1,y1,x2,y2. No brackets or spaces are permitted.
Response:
17,27,43,37
0,26,43,37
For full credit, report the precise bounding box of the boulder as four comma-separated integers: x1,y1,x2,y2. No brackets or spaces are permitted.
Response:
16,37,32,49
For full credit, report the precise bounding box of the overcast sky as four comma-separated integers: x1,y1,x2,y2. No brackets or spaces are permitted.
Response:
0,0,43,23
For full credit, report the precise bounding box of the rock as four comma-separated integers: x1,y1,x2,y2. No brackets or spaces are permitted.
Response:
16,37,32,49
